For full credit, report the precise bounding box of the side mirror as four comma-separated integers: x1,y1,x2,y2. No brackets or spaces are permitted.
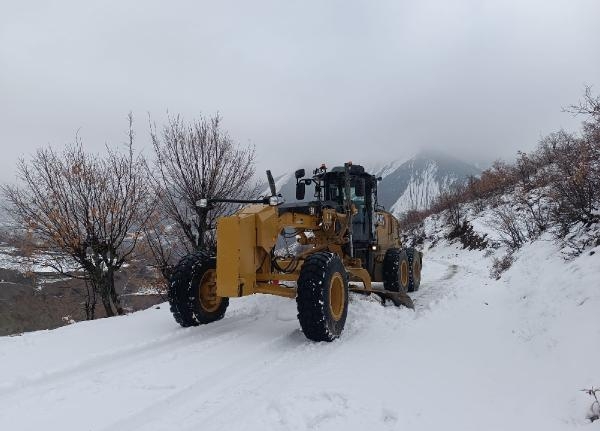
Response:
295,169,305,179
296,182,306,200
355,179,365,197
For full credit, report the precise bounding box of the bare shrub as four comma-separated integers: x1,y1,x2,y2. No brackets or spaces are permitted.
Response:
446,220,488,250
514,151,538,190
474,161,515,199
544,137,599,235
491,205,526,249
515,188,553,240
428,183,466,231
490,252,514,280
471,198,487,214
560,223,600,258
581,387,600,422
399,209,430,246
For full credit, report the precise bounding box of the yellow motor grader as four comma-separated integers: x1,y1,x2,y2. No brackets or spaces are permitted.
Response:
168,163,423,341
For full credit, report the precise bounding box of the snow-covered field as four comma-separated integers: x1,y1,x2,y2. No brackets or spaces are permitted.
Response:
1,233,598,430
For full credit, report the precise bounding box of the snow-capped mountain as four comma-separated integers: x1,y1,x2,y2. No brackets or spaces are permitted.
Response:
377,150,481,215
273,151,481,216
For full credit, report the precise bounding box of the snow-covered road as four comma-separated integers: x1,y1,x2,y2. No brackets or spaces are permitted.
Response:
1,238,598,431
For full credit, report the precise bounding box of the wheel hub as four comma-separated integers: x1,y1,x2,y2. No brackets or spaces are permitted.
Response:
413,258,421,281
400,260,409,287
198,269,221,313
329,272,345,321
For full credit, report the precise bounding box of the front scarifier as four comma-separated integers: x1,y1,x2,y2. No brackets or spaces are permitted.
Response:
168,163,423,342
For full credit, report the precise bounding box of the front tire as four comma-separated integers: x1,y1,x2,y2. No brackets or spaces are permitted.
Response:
168,251,229,327
296,252,349,342
405,248,422,292
383,248,410,293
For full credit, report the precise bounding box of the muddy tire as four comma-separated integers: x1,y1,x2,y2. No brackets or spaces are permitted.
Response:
296,252,349,342
383,248,410,293
169,251,229,327
405,248,422,292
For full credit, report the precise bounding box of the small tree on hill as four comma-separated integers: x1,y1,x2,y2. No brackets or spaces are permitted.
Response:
147,114,258,279
2,117,154,319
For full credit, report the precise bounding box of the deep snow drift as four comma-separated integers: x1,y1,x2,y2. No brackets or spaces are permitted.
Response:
1,229,598,430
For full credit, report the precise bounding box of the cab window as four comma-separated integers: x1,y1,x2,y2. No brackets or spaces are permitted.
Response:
326,180,365,206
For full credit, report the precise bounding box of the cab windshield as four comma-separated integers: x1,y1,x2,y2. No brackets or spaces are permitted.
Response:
325,180,365,206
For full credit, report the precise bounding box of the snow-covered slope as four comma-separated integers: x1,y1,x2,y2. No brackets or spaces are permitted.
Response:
1,225,598,430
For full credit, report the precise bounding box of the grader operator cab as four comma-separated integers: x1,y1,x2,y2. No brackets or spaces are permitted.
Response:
168,162,423,341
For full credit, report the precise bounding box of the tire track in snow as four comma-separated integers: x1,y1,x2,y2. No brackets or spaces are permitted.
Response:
162,261,471,431
96,328,314,431
411,258,462,312
0,310,264,399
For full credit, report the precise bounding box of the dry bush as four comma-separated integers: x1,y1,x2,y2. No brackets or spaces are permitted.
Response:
514,151,537,189
490,252,514,279
446,220,488,250
428,184,467,230
400,208,432,228
515,188,553,240
472,161,516,199
544,87,600,236
541,135,599,235
471,198,487,214
398,209,428,247
491,205,527,249
582,387,600,422
560,223,600,258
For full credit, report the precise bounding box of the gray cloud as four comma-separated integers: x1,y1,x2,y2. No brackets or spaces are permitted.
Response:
1,0,599,181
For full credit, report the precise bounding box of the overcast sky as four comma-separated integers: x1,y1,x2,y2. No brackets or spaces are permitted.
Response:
1,0,599,182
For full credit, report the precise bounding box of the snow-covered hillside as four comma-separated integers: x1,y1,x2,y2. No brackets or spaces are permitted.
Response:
1,215,598,430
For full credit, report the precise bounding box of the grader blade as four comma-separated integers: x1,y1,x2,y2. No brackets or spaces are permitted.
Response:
348,286,415,309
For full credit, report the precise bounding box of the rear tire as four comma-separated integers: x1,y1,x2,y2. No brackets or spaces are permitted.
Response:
383,248,410,293
405,248,422,292
169,251,229,327
296,252,349,342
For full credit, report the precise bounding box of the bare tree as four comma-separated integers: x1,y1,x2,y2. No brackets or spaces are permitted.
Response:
566,85,600,119
141,197,188,281
148,114,258,277
2,116,154,319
